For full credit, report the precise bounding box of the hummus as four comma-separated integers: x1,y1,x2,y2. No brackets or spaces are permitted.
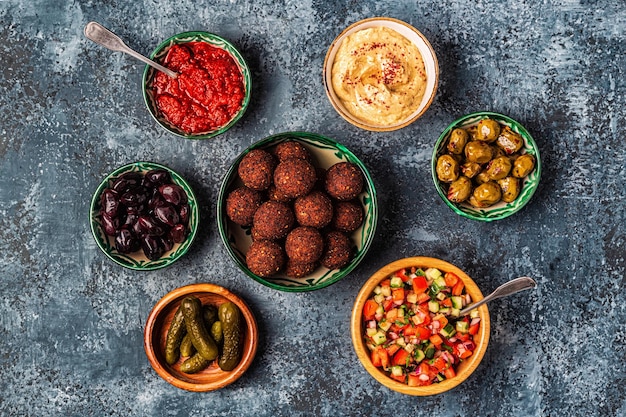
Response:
331,26,427,126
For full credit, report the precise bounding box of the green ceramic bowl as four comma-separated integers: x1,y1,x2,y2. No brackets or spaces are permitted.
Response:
90,162,199,270
217,132,378,292
142,31,251,139
432,112,541,221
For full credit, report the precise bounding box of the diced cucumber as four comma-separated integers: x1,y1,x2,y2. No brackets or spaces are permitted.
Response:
428,300,440,313
470,309,480,319
436,292,447,301
424,344,435,359
374,293,385,304
372,331,387,345
456,321,470,334
379,319,392,332
373,286,382,295
397,308,405,318
425,267,442,281
390,276,403,288
406,292,418,304
438,307,450,315
414,349,425,363
451,296,463,309
404,343,415,353
375,305,384,316
415,268,426,276
434,276,446,289
396,337,406,347
391,366,403,377
440,323,456,338
450,308,460,317
381,286,391,297
366,327,378,337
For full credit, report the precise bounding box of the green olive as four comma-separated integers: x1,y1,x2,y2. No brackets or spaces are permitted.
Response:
446,128,469,155
460,161,482,179
497,177,521,202
471,181,502,207
436,154,460,183
476,119,501,142
485,156,512,180
474,170,491,185
464,141,493,164
512,154,536,178
496,126,524,154
447,176,473,203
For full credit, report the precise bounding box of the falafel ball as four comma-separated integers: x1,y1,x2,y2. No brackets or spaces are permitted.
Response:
238,149,276,191
331,200,364,233
252,200,295,240
273,158,317,199
274,140,313,162
246,240,285,277
226,186,263,226
266,184,292,203
324,162,364,201
320,231,353,270
285,226,324,264
285,259,317,278
294,191,333,228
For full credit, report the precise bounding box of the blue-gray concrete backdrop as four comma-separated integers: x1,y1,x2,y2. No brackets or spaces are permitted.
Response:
1,1,624,416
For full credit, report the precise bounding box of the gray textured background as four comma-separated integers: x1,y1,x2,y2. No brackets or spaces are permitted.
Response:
1,0,625,416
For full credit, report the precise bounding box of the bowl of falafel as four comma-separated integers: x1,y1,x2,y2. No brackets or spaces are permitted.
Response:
217,132,378,292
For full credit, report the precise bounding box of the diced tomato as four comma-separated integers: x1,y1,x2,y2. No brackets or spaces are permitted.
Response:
434,314,448,329
416,326,431,340
395,269,410,282
392,287,405,303
443,366,456,379
404,325,417,336
389,323,406,333
469,322,480,335
441,298,453,307
378,346,390,369
386,308,398,322
459,349,473,359
407,373,421,387
412,275,428,293
363,299,379,321
393,348,410,366
429,334,443,348
383,299,394,312
370,349,382,367
380,279,391,288
390,372,406,383
416,292,431,304
452,280,465,296
457,332,471,342
386,344,401,357
432,356,447,372
444,272,460,287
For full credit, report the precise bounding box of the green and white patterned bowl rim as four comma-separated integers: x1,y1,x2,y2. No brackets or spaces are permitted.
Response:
217,132,378,292
431,111,542,222
142,31,252,140
90,161,199,270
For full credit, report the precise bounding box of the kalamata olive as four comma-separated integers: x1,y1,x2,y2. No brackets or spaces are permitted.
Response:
154,204,180,227
160,236,174,252
120,185,150,207
148,192,167,210
159,184,187,206
136,215,165,236
146,169,171,185
115,229,139,254
179,203,190,224
101,214,119,236
169,224,187,243
125,203,146,215
141,235,164,260
100,189,119,217
121,212,139,230
111,172,142,193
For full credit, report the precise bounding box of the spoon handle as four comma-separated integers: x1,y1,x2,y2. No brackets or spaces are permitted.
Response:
84,21,177,78
458,276,537,316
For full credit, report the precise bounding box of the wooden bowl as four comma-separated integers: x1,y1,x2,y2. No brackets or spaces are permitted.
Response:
144,283,258,391
351,257,490,396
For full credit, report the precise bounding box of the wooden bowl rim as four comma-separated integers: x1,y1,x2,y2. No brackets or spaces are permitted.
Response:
350,256,490,396
143,283,258,391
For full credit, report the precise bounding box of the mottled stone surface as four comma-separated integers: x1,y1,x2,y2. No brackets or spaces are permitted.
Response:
1,0,625,416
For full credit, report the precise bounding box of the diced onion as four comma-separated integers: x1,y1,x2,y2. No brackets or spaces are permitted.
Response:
470,317,481,326
419,374,430,382
367,320,377,329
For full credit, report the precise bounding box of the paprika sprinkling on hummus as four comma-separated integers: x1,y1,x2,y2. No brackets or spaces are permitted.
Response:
331,26,427,126
153,41,245,134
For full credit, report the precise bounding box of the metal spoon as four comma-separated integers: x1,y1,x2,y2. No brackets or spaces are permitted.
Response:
84,21,178,78
458,276,537,316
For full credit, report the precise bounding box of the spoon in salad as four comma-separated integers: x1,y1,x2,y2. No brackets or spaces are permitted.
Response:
84,21,178,78
458,276,537,316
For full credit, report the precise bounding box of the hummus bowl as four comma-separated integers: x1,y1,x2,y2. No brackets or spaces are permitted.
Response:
323,17,439,131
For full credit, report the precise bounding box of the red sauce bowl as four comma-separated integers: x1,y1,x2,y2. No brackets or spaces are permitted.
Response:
142,31,251,139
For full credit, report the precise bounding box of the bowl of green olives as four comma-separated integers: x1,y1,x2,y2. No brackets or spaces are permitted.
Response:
431,112,541,221
90,161,199,270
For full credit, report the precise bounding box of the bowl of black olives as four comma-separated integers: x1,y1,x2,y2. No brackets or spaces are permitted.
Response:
431,112,541,221
90,161,199,270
